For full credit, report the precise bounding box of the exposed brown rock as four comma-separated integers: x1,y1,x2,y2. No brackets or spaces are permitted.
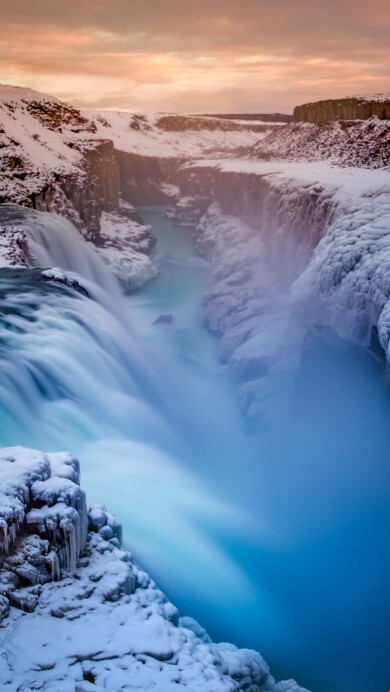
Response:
294,96,390,124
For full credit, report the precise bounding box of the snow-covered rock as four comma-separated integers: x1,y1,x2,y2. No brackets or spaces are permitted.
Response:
0,447,87,611
0,226,31,268
40,268,91,297
252,117,390,169
0,85,84,204
195,203,291,421
0,445,309,692
95,210,158,290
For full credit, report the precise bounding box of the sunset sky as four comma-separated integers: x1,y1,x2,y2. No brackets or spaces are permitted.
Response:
0,0,389,113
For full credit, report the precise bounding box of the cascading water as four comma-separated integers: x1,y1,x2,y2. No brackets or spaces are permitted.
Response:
0,203,389,692
0,204,258,612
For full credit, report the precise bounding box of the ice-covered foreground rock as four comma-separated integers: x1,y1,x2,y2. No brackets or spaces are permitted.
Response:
0,447,88,616
0,446,308,692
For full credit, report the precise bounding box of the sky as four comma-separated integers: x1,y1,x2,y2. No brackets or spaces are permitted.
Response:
0,0,389,113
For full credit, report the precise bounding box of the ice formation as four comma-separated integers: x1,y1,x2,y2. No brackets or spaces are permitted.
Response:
0,447,87,612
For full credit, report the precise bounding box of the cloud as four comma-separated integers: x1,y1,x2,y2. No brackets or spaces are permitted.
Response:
0,0,388,111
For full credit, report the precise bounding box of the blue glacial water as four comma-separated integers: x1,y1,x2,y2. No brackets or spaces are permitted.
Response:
0,204,389,692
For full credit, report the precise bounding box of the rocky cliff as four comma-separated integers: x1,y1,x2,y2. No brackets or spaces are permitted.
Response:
31,140,121,242
116,150,180,205
294,95,390,123
167,159,390,420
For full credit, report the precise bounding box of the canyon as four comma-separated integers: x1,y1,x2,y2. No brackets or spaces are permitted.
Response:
0,85,390,692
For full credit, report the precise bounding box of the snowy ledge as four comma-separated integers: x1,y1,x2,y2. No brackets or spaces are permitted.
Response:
0,446,309,692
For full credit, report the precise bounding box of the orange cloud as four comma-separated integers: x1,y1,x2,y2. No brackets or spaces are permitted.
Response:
0,0,388,111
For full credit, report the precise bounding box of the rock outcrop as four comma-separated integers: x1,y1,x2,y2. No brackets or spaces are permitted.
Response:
155,114,271,133
0,447,88,617
59,140,121,241
294,95,390,123
116,151,180,205
18,139,121,242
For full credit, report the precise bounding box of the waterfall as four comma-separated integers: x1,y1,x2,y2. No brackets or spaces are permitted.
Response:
1,204,124,310
0,204,252,611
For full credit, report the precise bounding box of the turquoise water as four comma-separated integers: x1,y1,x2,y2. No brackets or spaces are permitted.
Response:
0,205,389,692
122,207,390,692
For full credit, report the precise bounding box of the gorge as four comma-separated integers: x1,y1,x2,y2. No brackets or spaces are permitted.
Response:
0,86,390,692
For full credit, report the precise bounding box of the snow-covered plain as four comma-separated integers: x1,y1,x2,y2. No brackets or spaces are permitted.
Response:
82,110,271,159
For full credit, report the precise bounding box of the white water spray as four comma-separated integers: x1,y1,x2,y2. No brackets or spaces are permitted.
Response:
0,204,255,610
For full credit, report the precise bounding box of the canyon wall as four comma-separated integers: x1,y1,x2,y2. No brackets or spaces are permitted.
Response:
172,163,338,286
116,151,180,205
30,140,121,241
167,161,390,421
294,97,390,123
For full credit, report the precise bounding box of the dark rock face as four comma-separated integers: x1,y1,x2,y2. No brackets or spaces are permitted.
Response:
31,140,120,241
116,151,180,205
196,113,293,123
294,97,390,123
61,140,120,241
155,114,271,133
